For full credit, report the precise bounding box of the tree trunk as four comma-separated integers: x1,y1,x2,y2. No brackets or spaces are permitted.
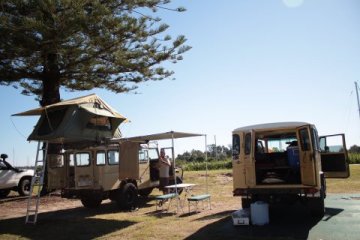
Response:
40,53,61,195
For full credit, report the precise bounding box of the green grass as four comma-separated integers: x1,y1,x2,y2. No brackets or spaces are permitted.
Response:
326,164,360,193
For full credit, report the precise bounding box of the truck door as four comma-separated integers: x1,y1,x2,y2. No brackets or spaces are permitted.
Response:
319,134,350,178
232,132,246,188
244,131,256,187
298,127,317,186
47,154,66,189
74,151,94,188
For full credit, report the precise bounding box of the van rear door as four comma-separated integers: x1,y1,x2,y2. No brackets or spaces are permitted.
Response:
47,154,66,189
319,134,350,178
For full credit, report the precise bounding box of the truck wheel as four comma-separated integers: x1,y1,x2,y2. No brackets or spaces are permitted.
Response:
241,197,251,208
0,189,11,198
309,189,325,218
138,188,153,197
81,195,102,208
18,177,31,196
117,183,138,210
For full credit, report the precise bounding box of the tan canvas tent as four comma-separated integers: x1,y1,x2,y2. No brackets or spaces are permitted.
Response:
13,94,128,143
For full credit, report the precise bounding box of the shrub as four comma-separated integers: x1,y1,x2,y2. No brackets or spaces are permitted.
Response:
182,159,232,171
349,153,360,164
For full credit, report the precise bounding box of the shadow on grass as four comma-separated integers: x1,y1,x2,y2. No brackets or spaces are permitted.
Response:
185,204,343,240
0,204,136,240
0,197,161,240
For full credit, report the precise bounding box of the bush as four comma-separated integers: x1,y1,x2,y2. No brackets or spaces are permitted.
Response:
349,153,360,164
182,159,232,171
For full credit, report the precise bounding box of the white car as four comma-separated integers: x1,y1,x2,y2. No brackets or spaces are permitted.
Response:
0,154,34,198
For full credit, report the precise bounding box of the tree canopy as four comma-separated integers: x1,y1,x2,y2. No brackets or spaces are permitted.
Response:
0,0,190,105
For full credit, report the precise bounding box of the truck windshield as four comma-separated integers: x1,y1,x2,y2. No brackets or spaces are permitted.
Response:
256,132,297,153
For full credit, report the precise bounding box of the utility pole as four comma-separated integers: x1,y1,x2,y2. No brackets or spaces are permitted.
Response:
355,82,360,120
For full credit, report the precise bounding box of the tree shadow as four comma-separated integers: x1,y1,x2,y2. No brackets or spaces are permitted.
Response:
0,204,137,240
185,204,343,240
0,195,162,239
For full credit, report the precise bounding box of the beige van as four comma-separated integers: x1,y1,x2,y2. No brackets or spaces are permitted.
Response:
232,122,349,216
47,140,183,209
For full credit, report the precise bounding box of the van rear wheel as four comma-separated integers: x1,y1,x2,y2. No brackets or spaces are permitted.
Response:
117,183,138,210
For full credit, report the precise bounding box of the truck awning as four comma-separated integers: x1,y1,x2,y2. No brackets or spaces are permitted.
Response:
119,131,205,142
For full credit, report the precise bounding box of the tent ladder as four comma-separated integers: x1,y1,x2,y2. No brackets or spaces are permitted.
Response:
25,141,48,224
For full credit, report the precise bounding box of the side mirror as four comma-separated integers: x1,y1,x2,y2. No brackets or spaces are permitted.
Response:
1,154,8,160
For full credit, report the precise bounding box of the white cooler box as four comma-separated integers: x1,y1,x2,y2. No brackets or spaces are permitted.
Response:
232,208,250,226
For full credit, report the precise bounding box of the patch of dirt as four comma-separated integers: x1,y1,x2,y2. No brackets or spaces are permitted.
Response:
217,173,233,184
0,194,82,220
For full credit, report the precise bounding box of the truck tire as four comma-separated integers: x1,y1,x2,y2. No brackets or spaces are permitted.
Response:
241,197,251,208
138,188,153,197
81,194,102,208
117,183,138,210
309,189,325,218
0,189,11,198
18,177,31,196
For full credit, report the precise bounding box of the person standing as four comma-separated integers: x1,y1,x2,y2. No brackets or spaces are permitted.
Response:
158,149,171,194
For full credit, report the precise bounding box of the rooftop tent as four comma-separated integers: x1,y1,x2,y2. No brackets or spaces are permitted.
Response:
13,94,128,143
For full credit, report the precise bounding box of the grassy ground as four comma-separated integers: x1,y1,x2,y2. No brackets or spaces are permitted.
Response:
0,166,359,240
326,164,360,193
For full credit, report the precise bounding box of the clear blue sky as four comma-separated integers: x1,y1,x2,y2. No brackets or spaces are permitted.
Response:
1,0,360,166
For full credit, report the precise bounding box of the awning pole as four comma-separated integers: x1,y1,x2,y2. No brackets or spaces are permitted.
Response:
205,135,208,194
171,131,177,195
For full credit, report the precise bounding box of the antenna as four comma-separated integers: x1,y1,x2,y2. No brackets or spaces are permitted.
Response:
355,81,360,120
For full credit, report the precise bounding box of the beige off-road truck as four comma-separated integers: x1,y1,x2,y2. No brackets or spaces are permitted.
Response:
232,122,350,217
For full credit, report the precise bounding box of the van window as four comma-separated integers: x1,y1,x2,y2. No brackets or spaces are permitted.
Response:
96,151,106,165
232,134,240,156
108,150,119,165
86,116,112,130
139,150,149,164
76,152,91,166
68,153,75,166
49,154,64,168
299,128,311,151
148,148,159,161
245,133,251,155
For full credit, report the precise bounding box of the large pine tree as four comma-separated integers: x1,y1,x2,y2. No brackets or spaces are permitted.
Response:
0,0,190,194
0,0,190,106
